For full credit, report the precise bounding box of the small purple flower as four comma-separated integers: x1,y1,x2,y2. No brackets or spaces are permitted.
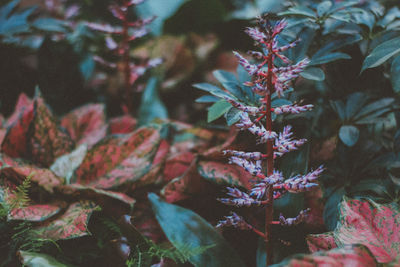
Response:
216,212,252,230
279,208,310,226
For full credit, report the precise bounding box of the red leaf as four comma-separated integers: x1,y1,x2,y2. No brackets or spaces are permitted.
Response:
307,232,337,253
71,126,162,189
162,158,208,203
163,152,195,182
197,160,252,190
0,129,6,146
108,115,137,134
333,198,400,263
5,93,33,128
29,96,75,167
57,184,135,214
9,204,61,222
304,187,325,231
61,103,107,148
0,166,64,193
35,201,99,240
276,245,377,267
1,100,34,158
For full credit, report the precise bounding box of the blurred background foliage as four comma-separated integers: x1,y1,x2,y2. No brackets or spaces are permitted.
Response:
2,0,400,265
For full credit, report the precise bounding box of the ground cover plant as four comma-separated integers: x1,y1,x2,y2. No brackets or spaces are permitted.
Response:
1,0,400,266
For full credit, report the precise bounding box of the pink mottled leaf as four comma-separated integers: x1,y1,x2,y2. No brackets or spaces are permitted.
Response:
35,201,99,240
0,166,64,193
162,158,209,203
57,184,135,214
1,99,34,159
108,115,137,134
307,232,337,253
8,204,61,222
71,126,162,189
5,93,33,128
197,160,252,190
163,152,195,182
61,103,107,148
29,96,75,167
333,198,400,263
275,245,377,267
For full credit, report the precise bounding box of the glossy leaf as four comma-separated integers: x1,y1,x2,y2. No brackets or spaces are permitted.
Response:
323,187,345,231
149,193,246,267
207,100,231,123
71,126,162,189
5,93,33,128
339,125,359,147
35,201,99,240
274,245,377,267
197,160,252,190
333,198,400,263
391,55,400,93
18,251,74,267
310,52,351,66
60,103,107,148
361,37,400,72
138,78,168,126
8,204,61,222
300,67,325,81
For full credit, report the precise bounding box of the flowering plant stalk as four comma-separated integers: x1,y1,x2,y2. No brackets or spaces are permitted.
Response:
215,16,324,266
87,0,161,113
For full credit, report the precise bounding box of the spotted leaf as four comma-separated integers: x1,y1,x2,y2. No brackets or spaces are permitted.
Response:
333,198,400,263
5,93,33,128
29,96,75,167
35,201,99,240
274,245,377,267
71,126,162,189
108,115,137,134
61,103,107,148
8,204,62,222
307,232,337,253
197,161,252,190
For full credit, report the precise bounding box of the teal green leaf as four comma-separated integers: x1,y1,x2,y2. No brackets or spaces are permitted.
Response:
18,251,74,267
278,6,316,18
138,77,168,126
391,55,400,93
300,67,325,81
323,187,345,231
195,95,219,103
148,193,246,267
310,52,351,65
317,1,332,17
32,18,68,32
193,83,232,99
207,100,231,123
339,125,359,147
225,108,241,126
361,37,400,72
136,0,188,35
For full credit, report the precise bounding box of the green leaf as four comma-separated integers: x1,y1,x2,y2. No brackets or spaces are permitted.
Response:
207,100,231,123
18,251,74,267
323,187,345,231
310,52,351,65
279,6,316,18
213,70,237,83
361,37,400,72
136,0,188,35
317,1,332,17
193,83,232,99
300,67,325,81
225,108,242,126
138,78,168,126
148,193,246,267
195,95,219,103
345,92,368,120
32,18,68,32
391,55,400,93
0,0,19,19
353,98,395,120
339,125,359,147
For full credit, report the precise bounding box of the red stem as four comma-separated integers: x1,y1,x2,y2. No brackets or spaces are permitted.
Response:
264,44,275,266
